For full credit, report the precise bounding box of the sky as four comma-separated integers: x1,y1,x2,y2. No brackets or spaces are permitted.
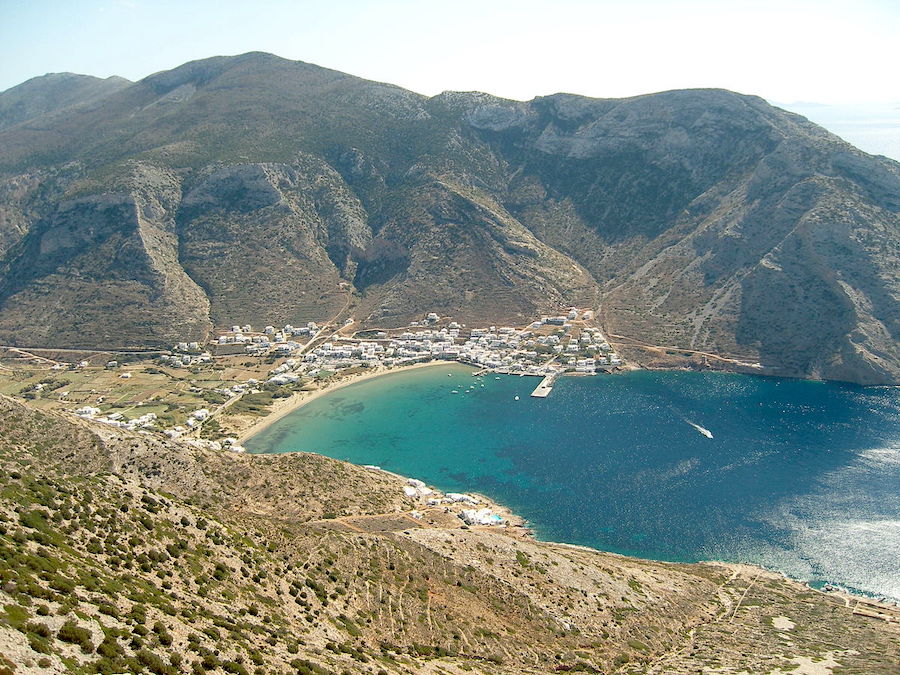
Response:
2,0,899,157
2,0,898,103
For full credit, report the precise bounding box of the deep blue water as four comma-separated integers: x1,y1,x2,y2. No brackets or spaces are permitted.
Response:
246,366,900,601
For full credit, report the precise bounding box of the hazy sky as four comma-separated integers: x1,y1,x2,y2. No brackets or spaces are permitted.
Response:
2,0,898,105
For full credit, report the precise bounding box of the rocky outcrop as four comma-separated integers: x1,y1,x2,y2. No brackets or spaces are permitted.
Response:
357,178,598,326
177,157,365,328
0,163,211,347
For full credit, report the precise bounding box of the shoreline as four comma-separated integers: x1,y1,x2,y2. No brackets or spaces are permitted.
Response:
237,358,614,444
236,360,470,443
336,456,900,610
234,360,899,609
526,540,900,610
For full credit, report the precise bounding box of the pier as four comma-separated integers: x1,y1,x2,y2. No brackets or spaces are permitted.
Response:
531,373,557,398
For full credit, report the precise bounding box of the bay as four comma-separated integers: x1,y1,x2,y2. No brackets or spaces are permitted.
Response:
246,366,900,601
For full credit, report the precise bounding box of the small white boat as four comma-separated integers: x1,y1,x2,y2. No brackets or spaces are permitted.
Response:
514,395,520,400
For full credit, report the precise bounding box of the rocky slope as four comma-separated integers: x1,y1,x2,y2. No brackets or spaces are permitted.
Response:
0,52,897,383
1,395,898,674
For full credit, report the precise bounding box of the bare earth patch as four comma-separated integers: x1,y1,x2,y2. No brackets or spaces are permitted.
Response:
772,615,796,630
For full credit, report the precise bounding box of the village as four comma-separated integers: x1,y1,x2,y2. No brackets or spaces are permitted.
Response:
0,306,623,456
191,307,620,374
2,307,624,441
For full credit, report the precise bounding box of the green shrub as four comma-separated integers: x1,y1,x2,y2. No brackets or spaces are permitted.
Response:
27,634,52,654
137,648,173,675
19,510,50,531
97,635,124,659
200,652,220,670
57,620,93,652
25,621,52,638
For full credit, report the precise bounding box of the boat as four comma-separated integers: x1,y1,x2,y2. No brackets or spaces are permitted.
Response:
686,421,714,438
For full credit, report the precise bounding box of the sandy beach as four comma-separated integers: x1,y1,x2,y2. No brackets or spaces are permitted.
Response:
236,360,468,443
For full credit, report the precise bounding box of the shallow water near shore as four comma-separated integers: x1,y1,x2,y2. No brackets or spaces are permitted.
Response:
246,366,900,601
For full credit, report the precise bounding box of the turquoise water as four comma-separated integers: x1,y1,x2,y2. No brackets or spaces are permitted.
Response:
246,366,900,601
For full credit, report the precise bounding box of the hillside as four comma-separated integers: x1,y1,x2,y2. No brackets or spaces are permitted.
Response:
0,53,897,384
1,394,898,673
0,73,130,133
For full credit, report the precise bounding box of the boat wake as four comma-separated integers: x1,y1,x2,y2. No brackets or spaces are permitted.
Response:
686,420,714,438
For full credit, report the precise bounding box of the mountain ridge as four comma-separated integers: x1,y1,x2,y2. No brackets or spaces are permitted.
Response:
0,52,897,384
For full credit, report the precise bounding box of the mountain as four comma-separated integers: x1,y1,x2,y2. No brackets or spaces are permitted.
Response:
0,72,131,132
0,52,897,384
2,394,898,673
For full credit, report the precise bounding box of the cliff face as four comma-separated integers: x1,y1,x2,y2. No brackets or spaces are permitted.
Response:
0,163,211,347
0,53,897,383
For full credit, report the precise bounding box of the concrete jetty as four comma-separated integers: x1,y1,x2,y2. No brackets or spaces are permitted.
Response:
531,373,557,398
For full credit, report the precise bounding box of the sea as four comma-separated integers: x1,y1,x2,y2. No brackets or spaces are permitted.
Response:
246,365,900,602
